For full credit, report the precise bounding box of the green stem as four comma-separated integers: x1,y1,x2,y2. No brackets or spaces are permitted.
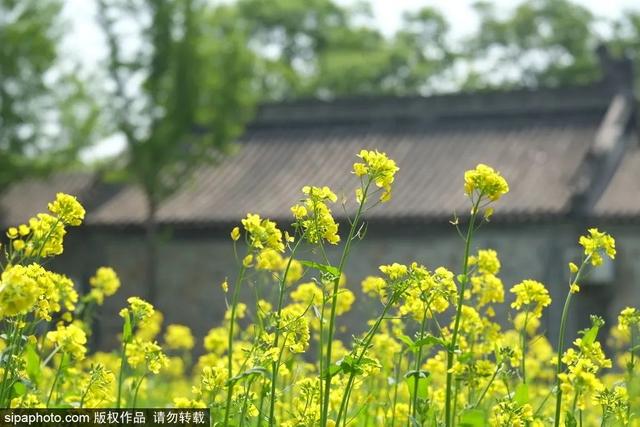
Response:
390,352,402,427
320,180,371,426
131,374,147,408
410,307,430,424
335,292,396,426
445,197,481,427
521,310,530,384
116,341,128,408
473,364,500,408
223,263,248,427
46,353,66,408
268,235,305,426
0,320,19,406
553,256,589,427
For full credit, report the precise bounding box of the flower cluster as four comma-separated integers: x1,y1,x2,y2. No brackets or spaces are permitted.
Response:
353,149,399,202
88,267,121,305
46,323,88,360
240,213,285,252
509,279,551,318
464,163,509,202
579,228,616,266
2,151,637,427
291,186,340,245
48,193,86,226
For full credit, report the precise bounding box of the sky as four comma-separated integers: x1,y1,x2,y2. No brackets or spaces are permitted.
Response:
63,0,639,159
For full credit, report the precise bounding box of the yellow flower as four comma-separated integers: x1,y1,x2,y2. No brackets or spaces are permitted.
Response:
240,213,285,252
379,263,408,280
89,267,120,305
46,323,87,360
221,280,229,293
230,226,240,241
119,297,155,324
6,227,18,239
291,186,340,245
618,307,640,332
510,280,551,318
243,254,254,267
0,264,39,319
48,193,86,226
164,324,195,350
579,228,616,266
125,339,168,374
353,149,399,202
464,164,509,202
256,248,285,271
12,239,25,251
570,283,580,294
468,249,501,275
28,213,66,257
569,262,579,274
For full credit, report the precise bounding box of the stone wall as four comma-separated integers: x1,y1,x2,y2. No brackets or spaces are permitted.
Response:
54,219,638,352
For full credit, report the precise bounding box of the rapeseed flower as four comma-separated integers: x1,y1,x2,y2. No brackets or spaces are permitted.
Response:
291,186,340,245
88,267,120,305
579,228,616,266
241,213,285,252
46,323,88,360
119,297,155,324
0,264,39,318
510,280,551,318
464,164,509,202
353,149,399,202
48,193,86,226
164,324,195,351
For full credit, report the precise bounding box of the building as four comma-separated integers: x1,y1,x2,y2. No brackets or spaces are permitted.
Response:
1,52,638,350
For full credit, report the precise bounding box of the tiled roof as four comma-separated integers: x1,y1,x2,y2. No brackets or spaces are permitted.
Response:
593,141,640,218
0,81,636,227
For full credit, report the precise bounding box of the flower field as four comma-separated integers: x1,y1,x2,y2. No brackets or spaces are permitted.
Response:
0,149,638,427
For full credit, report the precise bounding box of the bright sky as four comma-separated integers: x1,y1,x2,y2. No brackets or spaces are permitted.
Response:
63,0,639,159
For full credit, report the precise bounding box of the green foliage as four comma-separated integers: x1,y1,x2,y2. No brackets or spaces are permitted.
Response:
97,0,256,205
234,0,454,99
0,0,100,188
464,0,601,89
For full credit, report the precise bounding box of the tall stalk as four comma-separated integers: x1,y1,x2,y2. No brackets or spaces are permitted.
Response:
223,264,248,427
553,256,589,427
320,180,371,426
335,290,401,425
444,197,481,427
410,307,430,423
268,235,305,426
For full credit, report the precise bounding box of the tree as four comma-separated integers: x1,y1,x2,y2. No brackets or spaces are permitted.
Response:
96,0,255,302
0,0,99,190
610,10,640,92
235,0,454,99
462,0,601,89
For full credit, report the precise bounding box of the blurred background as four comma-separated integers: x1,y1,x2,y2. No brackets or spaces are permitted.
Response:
2,0,640,350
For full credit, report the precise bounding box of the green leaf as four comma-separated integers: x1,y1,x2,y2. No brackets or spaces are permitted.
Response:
122,312,133,343
404,370,430,400
413,335,447,349
228,367,268,385
515,383,529,405
398,334,415,349
565,411,577,427
13,381,27,397
24,344,41,382
459,409,486,427
322,363,343,379
299,260,339,278
581,325,599,346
